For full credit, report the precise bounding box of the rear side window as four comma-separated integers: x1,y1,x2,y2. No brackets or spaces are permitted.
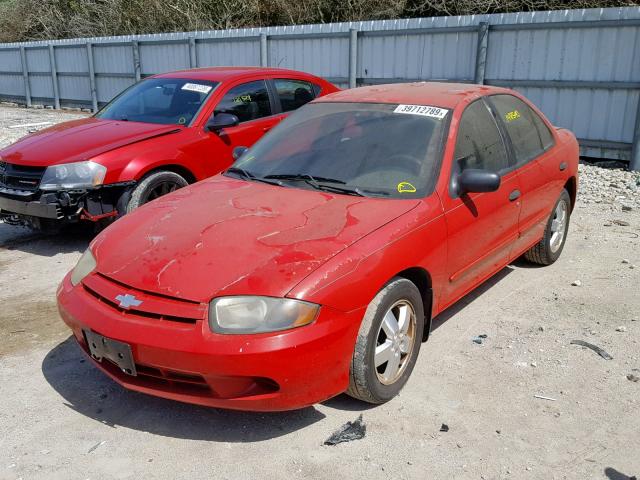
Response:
214,80,272,123
274,79,316,113
454,99,509,174
489,94,554,165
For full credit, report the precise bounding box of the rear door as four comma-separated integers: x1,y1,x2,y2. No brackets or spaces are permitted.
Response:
487,94,559,257
440,98,522,306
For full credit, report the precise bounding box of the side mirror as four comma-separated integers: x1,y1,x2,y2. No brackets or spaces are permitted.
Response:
206,113,239,132
232,146,248,160
456,169,501,194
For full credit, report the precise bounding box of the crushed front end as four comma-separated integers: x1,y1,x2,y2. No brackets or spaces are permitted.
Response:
0,160,134,230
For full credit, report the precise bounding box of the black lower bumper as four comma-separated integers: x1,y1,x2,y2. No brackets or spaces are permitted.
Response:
0,181,135,229
0,195,61,219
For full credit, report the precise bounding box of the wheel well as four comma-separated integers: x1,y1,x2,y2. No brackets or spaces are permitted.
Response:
139,165,197,184
564,176,577,211
395,267,433,342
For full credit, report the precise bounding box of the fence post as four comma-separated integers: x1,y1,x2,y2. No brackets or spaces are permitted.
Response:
132,40,141,81
474,22,489,84
188,37,197,68
48,44,60,109
19,46,32,108
86,43,98,112
630,98,640,171
260,33,268,67
349,28,358,89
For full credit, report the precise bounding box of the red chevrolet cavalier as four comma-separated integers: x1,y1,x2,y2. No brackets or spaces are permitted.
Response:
58,82,578,411
0,67,337,230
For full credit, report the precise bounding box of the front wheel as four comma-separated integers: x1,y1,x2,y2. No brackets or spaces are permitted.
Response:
127,171,188,213
524,189,571,265
346,277,424,404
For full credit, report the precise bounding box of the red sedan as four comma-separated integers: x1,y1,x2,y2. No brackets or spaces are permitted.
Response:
57,82,578,411
0,67,337,230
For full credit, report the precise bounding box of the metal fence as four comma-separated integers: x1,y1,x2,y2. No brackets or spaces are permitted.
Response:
0,7,639,170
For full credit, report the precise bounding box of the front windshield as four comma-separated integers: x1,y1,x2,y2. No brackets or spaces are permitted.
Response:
96,78,218,126
230,102,449,198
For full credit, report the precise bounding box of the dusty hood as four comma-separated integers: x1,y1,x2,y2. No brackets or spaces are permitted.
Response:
92,176,419,302
0,118,180,166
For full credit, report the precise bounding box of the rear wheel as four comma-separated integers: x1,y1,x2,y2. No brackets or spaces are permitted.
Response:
524,189,571,265
127,171,188,213
347,277,424,404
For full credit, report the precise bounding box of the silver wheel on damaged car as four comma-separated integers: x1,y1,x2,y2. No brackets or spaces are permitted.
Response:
347,277,424,404
524,189,571,265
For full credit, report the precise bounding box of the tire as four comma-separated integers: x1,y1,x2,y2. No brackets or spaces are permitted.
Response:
524,189,571,266
347,277,425,404
127,171,189,213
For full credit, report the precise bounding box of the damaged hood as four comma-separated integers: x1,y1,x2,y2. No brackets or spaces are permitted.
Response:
0,118,180,166
92,176,419,302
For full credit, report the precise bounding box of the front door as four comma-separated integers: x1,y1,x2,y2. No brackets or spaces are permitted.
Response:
201,80,284,177
440,98,522,308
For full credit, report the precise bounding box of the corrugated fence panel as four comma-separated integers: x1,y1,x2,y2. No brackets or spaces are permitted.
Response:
93,44,133,74
0,7,639,165
196,39,260,67
0,48,21,72
268,37,349,80
140,42,190,75
0,49,23,97
359,31,476,81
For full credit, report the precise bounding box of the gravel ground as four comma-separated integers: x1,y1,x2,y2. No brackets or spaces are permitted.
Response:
0,105,639,480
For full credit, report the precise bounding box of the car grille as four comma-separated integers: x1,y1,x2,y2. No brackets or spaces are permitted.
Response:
0,161,46,192
82,272,207,325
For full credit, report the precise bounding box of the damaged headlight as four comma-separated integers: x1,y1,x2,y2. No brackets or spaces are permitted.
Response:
70,248,97,286
40,161,107,190
209,296,319,334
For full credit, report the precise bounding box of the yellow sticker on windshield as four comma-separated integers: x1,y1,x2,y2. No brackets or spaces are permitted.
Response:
505,110,521,122
397,182,416,193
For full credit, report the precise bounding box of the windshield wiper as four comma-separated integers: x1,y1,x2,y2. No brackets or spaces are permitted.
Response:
264,173,346,184
264,173,390,197
225,167,282,187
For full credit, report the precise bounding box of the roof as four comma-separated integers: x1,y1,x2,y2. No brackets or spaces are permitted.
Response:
153,66,319,82
314,82,511,109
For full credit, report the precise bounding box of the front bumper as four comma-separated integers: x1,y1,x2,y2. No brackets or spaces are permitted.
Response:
57,272,364,411
0,182,135,227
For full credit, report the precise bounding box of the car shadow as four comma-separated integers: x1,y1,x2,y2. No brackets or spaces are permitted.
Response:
0,223,93,256
430,265,515,332
605,467,638,480
41,337,326,442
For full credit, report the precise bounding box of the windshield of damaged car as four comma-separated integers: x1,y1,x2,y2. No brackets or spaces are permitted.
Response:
228,102,448,198
96,78,218,126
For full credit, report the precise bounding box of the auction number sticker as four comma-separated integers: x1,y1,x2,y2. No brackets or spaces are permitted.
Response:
394,104,449,119
181,83,213,94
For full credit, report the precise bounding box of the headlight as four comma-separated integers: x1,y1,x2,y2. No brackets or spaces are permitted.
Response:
71,248,97,286
209,296,319,334
40,161,107,190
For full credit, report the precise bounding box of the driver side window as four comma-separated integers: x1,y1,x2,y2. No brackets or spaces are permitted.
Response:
454,99,509,174
214,81,272,123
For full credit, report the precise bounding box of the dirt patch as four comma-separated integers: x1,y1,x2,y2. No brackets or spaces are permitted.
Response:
0,295,69,357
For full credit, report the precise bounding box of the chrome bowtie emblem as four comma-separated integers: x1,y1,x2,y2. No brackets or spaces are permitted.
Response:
115,293,142,309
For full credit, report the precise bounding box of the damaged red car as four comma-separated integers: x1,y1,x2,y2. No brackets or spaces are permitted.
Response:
58,82,578,411
0,67,337,230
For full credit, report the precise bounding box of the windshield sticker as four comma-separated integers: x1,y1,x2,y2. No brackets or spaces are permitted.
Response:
181,83,212,94
505,110,521,122
397,181,416,193
178,117,186,125
394,104,448,119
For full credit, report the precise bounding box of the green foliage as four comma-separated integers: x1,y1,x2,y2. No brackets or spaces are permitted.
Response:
0,0,637,43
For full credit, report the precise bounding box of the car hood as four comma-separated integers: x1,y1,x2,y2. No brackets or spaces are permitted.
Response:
92,176,419,303
0,117,181,166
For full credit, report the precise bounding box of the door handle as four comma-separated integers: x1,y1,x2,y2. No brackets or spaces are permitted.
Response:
559,162,567,171
509,190,521,202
